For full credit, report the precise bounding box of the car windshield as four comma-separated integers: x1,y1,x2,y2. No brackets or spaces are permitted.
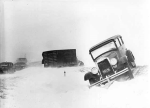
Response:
91,41,116,59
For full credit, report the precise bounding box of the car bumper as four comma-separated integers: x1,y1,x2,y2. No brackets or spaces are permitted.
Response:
89,67,129,88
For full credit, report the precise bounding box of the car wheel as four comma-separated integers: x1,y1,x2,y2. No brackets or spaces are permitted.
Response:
126,50,136,68
126,61,134,79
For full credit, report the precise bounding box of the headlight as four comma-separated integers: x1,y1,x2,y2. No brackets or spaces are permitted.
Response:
91,67,98,74
110,58,117,65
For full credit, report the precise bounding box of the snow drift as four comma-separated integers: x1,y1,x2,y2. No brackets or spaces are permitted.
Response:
0,65,149,108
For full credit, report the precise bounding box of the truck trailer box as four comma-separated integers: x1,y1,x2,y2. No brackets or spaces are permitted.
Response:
42,49,77,67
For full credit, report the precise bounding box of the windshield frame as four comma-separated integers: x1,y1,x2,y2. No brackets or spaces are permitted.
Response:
90,40,118,61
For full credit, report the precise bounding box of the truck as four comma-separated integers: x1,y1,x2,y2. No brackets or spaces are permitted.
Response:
42,49,79,67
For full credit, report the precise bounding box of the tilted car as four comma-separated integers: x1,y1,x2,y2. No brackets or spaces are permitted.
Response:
84,35,136,88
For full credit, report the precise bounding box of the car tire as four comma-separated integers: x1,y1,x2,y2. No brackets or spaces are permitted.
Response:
126,61,134,79
126,50,136,68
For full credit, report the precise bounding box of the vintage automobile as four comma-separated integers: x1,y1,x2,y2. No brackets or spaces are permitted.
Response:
13,57,27,71
84,35,136,88
0,62,14,73
13,62,27,71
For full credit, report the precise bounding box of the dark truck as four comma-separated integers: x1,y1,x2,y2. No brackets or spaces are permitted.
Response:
42,49,81,67
84,35,136,88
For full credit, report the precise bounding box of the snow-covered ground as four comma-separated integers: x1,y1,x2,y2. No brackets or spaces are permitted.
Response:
0,65,149,108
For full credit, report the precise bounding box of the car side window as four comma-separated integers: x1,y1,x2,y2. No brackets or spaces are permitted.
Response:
115,39,120,47
118,37,123,45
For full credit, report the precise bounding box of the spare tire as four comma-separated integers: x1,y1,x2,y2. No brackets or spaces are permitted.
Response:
126,50,136,68
126,50,134,62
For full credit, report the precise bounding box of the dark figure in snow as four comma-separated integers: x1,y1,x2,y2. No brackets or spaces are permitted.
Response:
64,71,66,77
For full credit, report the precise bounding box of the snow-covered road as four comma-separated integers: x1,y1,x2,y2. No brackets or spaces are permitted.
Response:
0,65,149,108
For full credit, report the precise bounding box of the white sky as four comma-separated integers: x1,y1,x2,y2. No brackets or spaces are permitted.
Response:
1,0,150,66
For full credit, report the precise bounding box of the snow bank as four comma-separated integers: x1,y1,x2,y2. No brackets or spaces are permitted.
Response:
1,66,149,108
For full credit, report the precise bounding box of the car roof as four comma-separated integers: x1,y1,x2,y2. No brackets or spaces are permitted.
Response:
89,35,122,53
0,62,13,65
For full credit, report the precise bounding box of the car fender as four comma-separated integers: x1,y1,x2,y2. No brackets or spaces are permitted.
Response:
119,56,127,64
84,72,101,81
84,72,95,81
